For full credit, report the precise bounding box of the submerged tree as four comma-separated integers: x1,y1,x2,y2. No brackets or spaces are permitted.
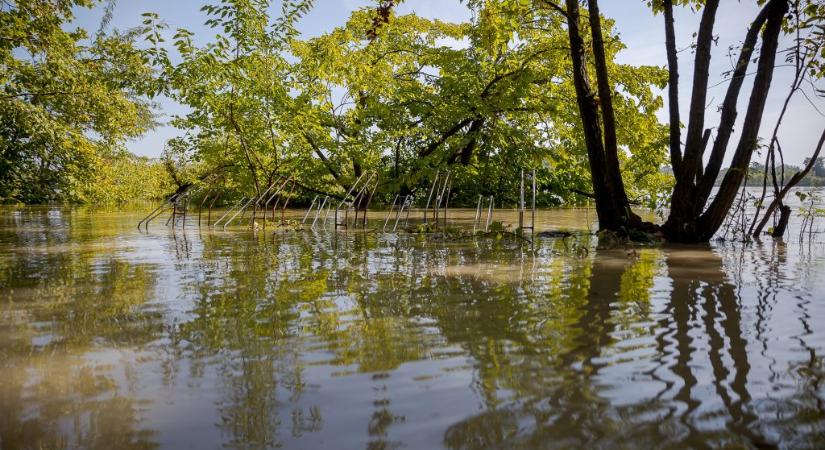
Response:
157,0,670,208
748,0,825,238
658,0,819,242
151,0,317,200
529,0,823,242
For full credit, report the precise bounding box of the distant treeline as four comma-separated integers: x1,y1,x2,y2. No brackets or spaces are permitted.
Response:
714,157,825,187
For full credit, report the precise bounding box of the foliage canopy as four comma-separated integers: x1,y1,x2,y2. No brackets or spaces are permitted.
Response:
1,0,172,203
151,0,672,209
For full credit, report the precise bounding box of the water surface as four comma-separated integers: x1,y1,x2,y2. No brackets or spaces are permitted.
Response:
1,206,823,449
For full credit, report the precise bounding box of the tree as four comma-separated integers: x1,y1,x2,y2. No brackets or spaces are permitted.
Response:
559,0,651,232
803,157,825,177
160,0,670,209
0,0,164,203
748,1,825,238
154,0,327,201
540,0,825,242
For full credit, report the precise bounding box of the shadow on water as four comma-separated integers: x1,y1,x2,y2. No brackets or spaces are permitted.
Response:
0,207,823,449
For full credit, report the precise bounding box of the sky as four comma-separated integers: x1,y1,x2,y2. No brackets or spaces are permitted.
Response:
71,0,825,166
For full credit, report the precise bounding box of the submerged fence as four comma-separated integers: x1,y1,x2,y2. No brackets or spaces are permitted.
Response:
137,169,538,239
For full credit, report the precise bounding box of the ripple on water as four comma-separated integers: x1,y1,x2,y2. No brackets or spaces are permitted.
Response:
0,207,823,449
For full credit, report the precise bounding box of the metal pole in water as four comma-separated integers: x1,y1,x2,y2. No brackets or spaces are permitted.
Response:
443,174,451,230
474,194,482,233
404,195,415,227
335,171,368,229
531,169,536,237
423,171,438,224
198,189,212,228
393,196,408,232
207,191,222,226
267,178,292,227
213,196,245,228
303,195,318,224
363,179,378,227
353,200,358,228
312,196,328,228
182,193,191,228
169,198,177,227
519,169,525,231
264,177,288,223
145,205,169,229
485,195,494,232
223,196,257,230
353,173,376,228
384,195,398,231
255,180,282,225
403,196,412,227
166,202,177,227
139,192,179,230
436,172,450,229
278,179,296,226
322,197,332,225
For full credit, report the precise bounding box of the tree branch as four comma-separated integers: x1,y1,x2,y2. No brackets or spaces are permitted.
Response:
695,3,772,208
699,0,789,237
676,0,719,189
303,132,342,181
663,0,682,172
752,127,825,236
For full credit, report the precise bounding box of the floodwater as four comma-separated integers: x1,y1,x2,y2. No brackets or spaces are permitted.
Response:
1,205,824,449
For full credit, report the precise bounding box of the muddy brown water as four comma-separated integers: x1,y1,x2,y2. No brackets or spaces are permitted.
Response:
1,206,823,449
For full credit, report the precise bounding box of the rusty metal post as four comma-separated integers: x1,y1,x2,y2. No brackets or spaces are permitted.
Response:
363,179,378,227
443,174,451,229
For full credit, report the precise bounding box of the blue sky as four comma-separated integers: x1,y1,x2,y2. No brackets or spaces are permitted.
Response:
73,0,824,165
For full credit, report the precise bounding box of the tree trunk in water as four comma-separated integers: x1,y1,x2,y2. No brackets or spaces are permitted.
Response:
662,0,788,242
586,0,636,220
564,0,642,232
752,127,825,237
771,204,791,238
660,0,720,241
696,0,788,239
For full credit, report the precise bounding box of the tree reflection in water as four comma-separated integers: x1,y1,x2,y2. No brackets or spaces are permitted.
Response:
0,208,823,449
0,223,162,449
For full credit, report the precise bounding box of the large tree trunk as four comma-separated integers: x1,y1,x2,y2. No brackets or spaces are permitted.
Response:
694,0,788,240
661,0,788,242
660,0,720,241
585,0,637,219
663,0,682,173
564,0,642,232
558,0,788,241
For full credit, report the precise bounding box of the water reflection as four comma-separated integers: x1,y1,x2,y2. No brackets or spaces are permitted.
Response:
0,207,823,449
0,212,162,450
